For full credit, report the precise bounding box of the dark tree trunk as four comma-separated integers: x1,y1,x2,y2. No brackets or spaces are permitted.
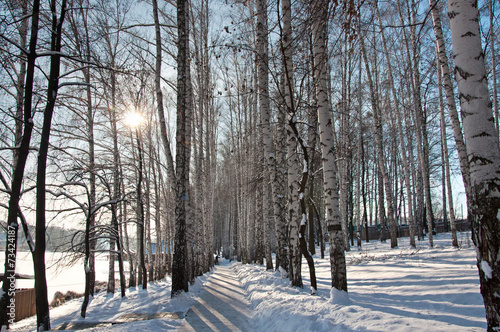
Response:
34,0,67,328
136,131,147,289
33,0,66,331
171,0,190,296
0,0,40,328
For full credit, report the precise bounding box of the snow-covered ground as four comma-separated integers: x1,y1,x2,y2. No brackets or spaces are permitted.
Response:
9,232,486,331
235,232,486,331
10,270,210,331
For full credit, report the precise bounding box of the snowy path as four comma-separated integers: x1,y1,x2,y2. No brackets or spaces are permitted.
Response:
178,264,253,332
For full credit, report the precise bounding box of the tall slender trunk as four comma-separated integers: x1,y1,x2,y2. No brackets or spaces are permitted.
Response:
280,0,302,287
436,60,458,247
312,0,347,292
405,0,433,246
145,139,154,282
257,0,276,271
172,0,191,295
488,0,499,136
0,0,39,327
36,1,67,328
429,0,471,202
109,68,125,296
275,84,289,275
151,146,163,279
376,0,415,247
137,130,147,290
358,17,398,248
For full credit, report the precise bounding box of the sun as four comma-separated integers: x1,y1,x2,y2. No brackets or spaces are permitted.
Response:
124,111,145,128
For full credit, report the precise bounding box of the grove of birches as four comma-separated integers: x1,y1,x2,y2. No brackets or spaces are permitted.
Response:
0,0,499,329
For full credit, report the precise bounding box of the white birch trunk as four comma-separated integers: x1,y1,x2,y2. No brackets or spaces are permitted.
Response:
437,60,459,248
281,0,302,287
257,0,276,272
312,0,347,291
488,0,499,136
429,0,471,201
448,0,500,327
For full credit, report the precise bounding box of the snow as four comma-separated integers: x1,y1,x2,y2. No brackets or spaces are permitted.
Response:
7,232,487,331
278,266,288,279
301,213,307,226
234,232,486,331
328,288,350,305
11,271,210,332
481,260,493,280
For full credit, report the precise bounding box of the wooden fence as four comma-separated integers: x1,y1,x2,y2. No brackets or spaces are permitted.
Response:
358,219,471,241
14,288,36,322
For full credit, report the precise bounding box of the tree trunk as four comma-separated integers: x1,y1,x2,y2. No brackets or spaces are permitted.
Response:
376,0,415,247
172,0,190,296
436,60,458,248
448,0,500,328
407,0,434,247
358,17,398,248
0,0,39,327
137,130,147,289
429,0,471,203
35,0,67,328
109,67,126,296
311,0,347,292
275,87,289,275
256,0,275,271
488,0,499,137
280,0,302,288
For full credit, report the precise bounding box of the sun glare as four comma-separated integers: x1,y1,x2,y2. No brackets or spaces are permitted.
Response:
124,111,145,128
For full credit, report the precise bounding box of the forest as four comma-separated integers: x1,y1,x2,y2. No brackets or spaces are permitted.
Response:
0,0,499,330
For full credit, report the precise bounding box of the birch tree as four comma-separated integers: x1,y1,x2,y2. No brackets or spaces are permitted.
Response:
279,0,302,287
436,60,458,248
257,0,278,271
428,0,471,203
311,0,347,292
448,0,500,328
171,0,191,296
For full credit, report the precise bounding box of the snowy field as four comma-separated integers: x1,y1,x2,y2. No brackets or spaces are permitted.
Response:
8,231,486,331
2,251,128,302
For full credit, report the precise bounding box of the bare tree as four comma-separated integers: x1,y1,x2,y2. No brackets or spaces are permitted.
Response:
0,0,40,327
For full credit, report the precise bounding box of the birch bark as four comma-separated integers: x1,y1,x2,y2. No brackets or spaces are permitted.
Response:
281,0,302,287
448,0,500,327
171,0,191,296
311,0,347,291
437,60,458,248
257,0,277,271
428,0,471,201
